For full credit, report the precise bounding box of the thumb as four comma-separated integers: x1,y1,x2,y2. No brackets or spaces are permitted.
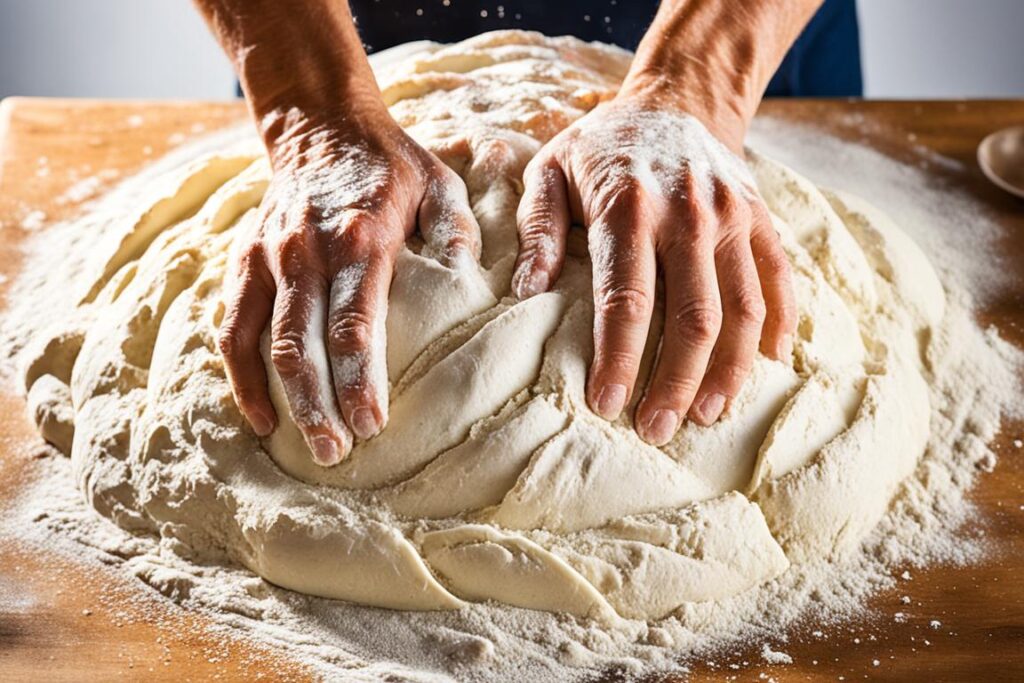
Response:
513,157,570,299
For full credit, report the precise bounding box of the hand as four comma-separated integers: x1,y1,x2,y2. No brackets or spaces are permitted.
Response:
512,96,796,446
218,110,480,465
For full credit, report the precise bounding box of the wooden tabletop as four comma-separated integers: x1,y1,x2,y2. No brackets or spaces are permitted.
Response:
0,97,1022,682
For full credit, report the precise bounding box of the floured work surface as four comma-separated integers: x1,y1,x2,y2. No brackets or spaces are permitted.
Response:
1,50,1023,683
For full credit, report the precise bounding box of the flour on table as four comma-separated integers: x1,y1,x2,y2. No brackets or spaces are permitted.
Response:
1,31,1021,682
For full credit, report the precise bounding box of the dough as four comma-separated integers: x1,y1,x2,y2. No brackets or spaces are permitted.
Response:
22,31,943,623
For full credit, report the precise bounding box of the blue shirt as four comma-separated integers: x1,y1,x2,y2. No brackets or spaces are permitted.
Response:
350,0,862,97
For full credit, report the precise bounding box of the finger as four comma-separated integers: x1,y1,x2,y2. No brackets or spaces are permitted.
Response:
586,195,657,422
750,201,797,361
635,233,722,445
513,157,570,299
271,245,351,466
218,248,276,437
689,235,766,426
418,167,482,268
328,249,393,442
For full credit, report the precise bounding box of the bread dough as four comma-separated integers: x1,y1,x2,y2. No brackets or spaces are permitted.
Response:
22,31,943,623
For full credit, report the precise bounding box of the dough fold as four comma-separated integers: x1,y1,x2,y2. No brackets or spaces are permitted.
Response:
23,31,943,622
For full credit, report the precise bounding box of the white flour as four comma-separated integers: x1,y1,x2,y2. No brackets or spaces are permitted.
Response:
2,40,1023,683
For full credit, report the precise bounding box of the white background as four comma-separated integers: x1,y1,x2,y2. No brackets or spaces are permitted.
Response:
1,0,1022,100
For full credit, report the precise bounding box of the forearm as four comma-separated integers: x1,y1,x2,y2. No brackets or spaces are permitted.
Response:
192,0,386,156
624,0,823,148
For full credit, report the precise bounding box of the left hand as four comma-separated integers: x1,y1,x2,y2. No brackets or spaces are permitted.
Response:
512,94,796,446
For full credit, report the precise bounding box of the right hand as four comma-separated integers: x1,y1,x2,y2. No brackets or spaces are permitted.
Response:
512,96,796,446
218,108,481,466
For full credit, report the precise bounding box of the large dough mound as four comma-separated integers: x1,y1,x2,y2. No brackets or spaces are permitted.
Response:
23,31,944,623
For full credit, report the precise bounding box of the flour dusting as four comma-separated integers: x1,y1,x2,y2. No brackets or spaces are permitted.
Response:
1,32,1022,683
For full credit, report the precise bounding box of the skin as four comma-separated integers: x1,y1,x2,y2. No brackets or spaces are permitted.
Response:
194,0,819,464
515,0,819,444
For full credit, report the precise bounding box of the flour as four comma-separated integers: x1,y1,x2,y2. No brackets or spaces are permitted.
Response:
1,31,1022,682
760,643,793,665
557,106,757,206
56,169,119,205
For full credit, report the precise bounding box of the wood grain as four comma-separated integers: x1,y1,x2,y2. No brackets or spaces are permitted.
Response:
0,97,1022,682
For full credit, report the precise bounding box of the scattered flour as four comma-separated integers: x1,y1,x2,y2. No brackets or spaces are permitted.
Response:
1,33,1022,683
20,209,47,231
56,168,120,205
760,643,793,665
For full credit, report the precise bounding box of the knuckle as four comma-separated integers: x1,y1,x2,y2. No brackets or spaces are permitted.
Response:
519,175,562,215
517,224,557,263
340,211,379,250
781,295,800,321
652,374,702,402
608,174,645,203
708,188,751,233
717,188,745,216
711,360,752,393
517,201,557,234
217,327,244,361
327,311,374,355
237,242,266,270
660,229,698,258
732,289,767,327
523,153,561,188
758,247,792,280
341,207,375,228
722,204,751,233
589,161,641,200
216,329,239,362
671,300,722,343
690,200,714,229
668,205,712,244
598,285,652,323
604,152,636,174
269,335,308,375
772,297,800,330
444,230,476,255
436,161,465,188
275,231,313,271
522,154,546,183
749,198,772,227
594,348,642,376
297,202,323,226
518,220,552,243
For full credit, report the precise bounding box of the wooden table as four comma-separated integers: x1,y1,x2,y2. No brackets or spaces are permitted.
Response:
0,98,1022,682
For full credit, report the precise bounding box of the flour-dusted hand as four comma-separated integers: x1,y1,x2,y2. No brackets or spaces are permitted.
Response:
513,100,796,445
192,0,483,466
509,0,824,446
219,112,480,465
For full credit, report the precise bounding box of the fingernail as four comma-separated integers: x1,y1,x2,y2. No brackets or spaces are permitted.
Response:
594,383,627,420
641,409,680,446
310,435,341,466
350,407,380,441
249,410,274,437
693,393,726,426
515,267,549,300
777,334,793,361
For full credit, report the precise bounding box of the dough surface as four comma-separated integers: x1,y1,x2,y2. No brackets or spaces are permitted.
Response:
23,31,944,623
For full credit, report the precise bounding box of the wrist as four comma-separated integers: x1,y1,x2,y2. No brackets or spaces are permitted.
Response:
623,0,823,152
256,90,395,170
201,0,389,165
616,70,749,153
